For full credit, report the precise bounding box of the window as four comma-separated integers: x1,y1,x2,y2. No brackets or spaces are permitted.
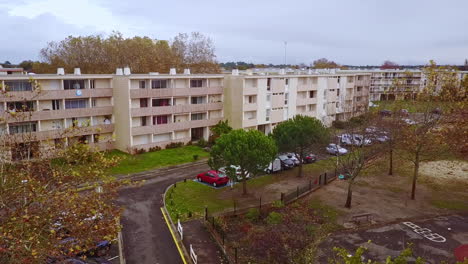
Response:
191,113,205,121
284,93,289,105
247,95,256,104
337,89,340,96
8,122,37,134
90,80,95,89
140,98,148,108
152,98,171,107
337,77,340,83
7,101,35,112
191,96,205,104
65,99,87,109
266,109,271,122
91,99,97,107
71,117,77,127
357,76,363,81
356,97,361,102
5,81,32,91
139,80,146,89
347,77,354,83
285,78,289,85
141,117,147,126
152,80,168,89
154,115,169,125
357,87,362,92
52,100,61,110
93,134,99,143
64,80,85,90
190,79,203,88
336,102,339,108
266,94,271,102
267,78,271,91
309,91,315,98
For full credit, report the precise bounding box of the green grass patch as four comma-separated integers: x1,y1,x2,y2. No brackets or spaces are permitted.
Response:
304,158,336,175
106,146,209,175
165,180,231,222
247,174,278,188
431,199,468,211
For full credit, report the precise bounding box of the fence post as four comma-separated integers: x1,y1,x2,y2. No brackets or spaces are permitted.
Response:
309,180,312,190
234,200,237,215
296,186,299,198
281,193,284,203
324,173,328,185
222,232,225,245
235,247,238,263
318,174,322,185
204,206,208,221
174,182,177,188
259,196,262,210
184,178,187,183
212,216,215,228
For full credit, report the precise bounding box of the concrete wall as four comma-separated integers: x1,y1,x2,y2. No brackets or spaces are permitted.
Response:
112,76,132,151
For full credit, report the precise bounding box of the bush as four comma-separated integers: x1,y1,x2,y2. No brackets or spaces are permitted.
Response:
193,154,199,161
271,200,284,208
266,211,282,225
165,142,184,149
246,208,260,222
332,120,347,129
148,146,161,152
197,138,208,148
133,148,146,155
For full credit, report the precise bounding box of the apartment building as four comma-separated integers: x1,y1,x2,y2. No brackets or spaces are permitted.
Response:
0,69,115,160
112,69,224,152
224,70,370,133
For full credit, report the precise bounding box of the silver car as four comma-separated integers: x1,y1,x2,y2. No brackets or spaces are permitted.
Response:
326,144,348,155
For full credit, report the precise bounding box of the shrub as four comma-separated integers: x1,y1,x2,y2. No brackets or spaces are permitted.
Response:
165,142,184,149
332,120,347,129
246,208,260,222
271,200,284,208
148,146,161,152
197,138,208,148
133,148,146,155
266,211,282,225
193,154,199,161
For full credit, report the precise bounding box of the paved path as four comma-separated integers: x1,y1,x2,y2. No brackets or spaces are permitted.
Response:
117,162,210,264
318,214,468,264
182,220,227,264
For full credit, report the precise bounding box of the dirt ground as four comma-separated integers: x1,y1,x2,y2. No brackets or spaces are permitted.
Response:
420,160,468,181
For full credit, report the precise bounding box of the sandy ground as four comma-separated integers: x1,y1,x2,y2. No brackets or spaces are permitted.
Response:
420,160,468,181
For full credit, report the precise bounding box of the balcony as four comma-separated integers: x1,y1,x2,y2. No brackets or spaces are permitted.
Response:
132,118,223,136
130,86,223,98
242,118,257,128
0,88,113,102
243,86,258,95
131,102,222,117
7,124,114,142
132,137,191,150
296,97,317,106
1,106,113,122
243,103,257,111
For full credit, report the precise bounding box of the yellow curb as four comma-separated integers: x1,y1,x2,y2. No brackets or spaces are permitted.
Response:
160,207,188,264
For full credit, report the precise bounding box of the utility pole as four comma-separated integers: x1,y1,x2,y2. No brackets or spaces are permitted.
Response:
284,41,287,66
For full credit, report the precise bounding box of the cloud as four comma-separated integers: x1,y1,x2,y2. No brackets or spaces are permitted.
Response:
1,0,468,65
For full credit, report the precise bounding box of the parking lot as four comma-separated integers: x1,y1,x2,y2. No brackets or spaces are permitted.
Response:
318,214,468,263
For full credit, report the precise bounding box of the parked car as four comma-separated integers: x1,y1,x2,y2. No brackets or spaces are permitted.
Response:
379,109,392,117
400,109,409,116
219,165,250,181
278,155,294,169
353,134,372,146
302,154,317,164
326,144,348,155
196,170,229,187
339,133,353,145
403,118,416,125
265,158,282,173
286,153,301,166
376,134,390,143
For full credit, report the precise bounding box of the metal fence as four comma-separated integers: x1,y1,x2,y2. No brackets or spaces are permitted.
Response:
204,170,337,263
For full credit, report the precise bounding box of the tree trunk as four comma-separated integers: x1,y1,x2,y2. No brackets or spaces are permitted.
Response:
389,149,394,175
297,163,303,178
411,153,419,200
242,176,247,195
345,181,353,208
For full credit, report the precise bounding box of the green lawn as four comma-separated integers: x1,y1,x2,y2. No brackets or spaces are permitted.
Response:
165,180,232,221
106,146,209,175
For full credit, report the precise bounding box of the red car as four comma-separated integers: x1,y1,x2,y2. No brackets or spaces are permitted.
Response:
196,170,229,187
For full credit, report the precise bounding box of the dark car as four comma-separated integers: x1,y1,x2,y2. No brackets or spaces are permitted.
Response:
278,155,294,169
303,154,317,164
196,170,229,187
379,109,392,117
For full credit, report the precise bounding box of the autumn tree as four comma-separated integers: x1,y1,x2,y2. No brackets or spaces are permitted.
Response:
208,129,277,195
380,60,399,70
329,244,424,264
272,115,329,177
171,32,220,73
312,58,340,69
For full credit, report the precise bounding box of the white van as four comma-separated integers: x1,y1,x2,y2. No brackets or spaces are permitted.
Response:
266,158,282,174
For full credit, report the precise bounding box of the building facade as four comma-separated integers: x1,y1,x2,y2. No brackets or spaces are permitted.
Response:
224,70,370,132
1,67,371,160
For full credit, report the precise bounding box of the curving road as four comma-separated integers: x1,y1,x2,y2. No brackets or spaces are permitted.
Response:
117,162,210,264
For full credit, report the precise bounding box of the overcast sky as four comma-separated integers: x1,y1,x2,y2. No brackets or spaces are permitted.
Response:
1,0,468,66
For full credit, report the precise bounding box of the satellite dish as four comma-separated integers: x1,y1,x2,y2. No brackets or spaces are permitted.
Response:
75,90,82,96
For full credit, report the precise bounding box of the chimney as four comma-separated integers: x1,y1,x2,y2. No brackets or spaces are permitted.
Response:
183,68,191,75
115,68,123,75
123,67,131,75
74,68,81,75
169,68,176,75
279,69,286,75
57,68,65,75
232,69,239,76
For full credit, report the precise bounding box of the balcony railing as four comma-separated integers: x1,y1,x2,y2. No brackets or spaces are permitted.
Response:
0,88,113,102
1,106,113,122
131,118,222,136
131,102,222,117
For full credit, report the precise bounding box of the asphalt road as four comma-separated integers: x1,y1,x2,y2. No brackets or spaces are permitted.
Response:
117,162,210,264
